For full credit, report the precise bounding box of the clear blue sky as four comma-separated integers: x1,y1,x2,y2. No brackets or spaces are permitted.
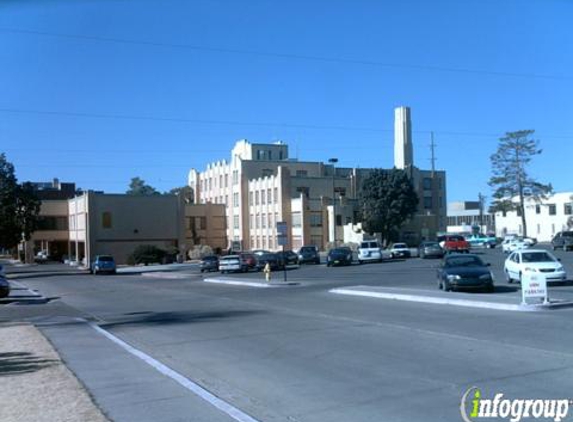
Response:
1,0,571,203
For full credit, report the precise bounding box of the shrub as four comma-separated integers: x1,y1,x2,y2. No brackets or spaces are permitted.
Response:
187,245,213,260
129,245,166,266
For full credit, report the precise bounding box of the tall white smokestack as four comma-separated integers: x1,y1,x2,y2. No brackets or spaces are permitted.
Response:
394,106,413,169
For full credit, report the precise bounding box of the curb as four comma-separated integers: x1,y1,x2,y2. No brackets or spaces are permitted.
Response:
203,278,300,288
329,288,573,312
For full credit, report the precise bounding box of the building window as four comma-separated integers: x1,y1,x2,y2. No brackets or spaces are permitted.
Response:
262,213,266,228
564,203,572,215
536,204,541,214
267,188,272,204
537,224,541,234
292,212,302,228
336,215,342,226
334,187,346,197
296,186,310,198
423,197,432,209
233,215,239,229
102,212,112,229
232,170,239,185
279,151,284,160
274,188,278,203
250,214,254,228
296,170,308,177
261,190,266,205
310,213,322,227
233,192,239,207
423,177,432,190
225,175,228,188
255,191,259,205
549,204,557,215
37,216,69,231
516,208,522,217
249,192,253,206
256,213,260,229
552,224,555,234
262,169,273,177
194,217,206,230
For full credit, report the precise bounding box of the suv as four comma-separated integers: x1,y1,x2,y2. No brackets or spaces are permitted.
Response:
358,240,383,264
91,255,116,275
200,255,219,273
438,235,470,254
552,231,573,251
298,246,320,264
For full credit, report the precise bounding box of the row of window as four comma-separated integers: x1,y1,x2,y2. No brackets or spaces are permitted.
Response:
249,212,280,230
511,203,572,217
250,235,278,250
200,170,240,192
249,187,279,206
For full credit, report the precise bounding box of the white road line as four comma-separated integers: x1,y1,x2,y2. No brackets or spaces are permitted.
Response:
330,288,534,312
203,278,271,288
87,321,261,422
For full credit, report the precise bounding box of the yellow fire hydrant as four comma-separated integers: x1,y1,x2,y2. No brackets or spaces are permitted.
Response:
263,262,271,282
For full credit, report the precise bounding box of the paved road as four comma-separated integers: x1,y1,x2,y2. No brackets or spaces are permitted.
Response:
2,247,573,422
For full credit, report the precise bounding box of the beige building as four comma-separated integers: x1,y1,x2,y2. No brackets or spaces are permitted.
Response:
188,107,447,250
23,191,226,266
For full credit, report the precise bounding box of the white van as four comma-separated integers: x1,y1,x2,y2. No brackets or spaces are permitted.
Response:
358,240,385,264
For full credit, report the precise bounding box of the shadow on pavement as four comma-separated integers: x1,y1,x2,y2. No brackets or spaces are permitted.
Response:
0,351,57,376
100,309,267,329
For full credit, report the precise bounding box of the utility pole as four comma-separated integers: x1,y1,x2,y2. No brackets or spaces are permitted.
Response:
429,132,436,178
478,193,486,232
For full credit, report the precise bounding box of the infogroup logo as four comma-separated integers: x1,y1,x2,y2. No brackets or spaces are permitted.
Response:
460,387,571,422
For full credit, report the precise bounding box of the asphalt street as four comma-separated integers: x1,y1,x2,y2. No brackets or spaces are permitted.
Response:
2,247,573,422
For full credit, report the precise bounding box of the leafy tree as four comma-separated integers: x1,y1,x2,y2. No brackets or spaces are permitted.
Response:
489,130,552,237
0,154,41,249
360,168,418,244
126,177,159,196
167,185,194,203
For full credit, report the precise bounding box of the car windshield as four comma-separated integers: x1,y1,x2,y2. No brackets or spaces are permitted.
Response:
332,248,350,254
424,242,439,247
360,242,377,248
563,231,573,237
445,256,484,267
98,256,114,262
300,247,315,253
203,256,218,261
521,252,556,263
393,243,407,249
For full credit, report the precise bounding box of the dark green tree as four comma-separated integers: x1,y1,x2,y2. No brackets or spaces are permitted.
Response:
360,168,418,244
489,130,552,237
167,185,194,203
0,154,41,249
126,177,159,196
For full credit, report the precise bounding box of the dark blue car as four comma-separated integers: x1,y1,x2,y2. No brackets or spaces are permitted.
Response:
91,255,117,275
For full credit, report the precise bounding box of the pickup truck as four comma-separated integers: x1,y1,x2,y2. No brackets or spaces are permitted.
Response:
437,235,470,253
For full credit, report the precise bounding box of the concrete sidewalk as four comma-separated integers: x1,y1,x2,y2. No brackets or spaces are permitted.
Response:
0,323,109,422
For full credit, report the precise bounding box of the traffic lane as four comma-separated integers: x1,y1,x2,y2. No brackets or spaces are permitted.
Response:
90,286,573,422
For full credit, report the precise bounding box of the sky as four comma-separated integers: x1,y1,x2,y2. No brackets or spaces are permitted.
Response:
0,0,572,203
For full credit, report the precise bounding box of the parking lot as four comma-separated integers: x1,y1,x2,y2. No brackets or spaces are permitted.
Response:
3,245,573,422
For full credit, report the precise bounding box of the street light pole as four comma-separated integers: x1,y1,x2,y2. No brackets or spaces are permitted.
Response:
328,158,338,246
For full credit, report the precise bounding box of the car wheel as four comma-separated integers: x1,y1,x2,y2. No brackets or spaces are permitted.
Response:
505,270,512,283
564,245,569,252
553,245,557,251
200,269,204,273
518,272,523,284
438,279,443,290
443,279,451,292
486,284,495,293
93,267,98,275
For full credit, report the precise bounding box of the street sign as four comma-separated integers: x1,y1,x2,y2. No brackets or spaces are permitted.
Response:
276,221,288,236
277,235,288,246
521,271,548,305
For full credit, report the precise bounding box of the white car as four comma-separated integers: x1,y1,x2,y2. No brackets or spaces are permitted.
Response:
501,238,531,254
218,255,242,273
358,241,384,264
389,243,411,258
504,249,566,283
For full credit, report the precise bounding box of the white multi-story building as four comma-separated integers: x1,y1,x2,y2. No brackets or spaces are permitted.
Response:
188,107,448,250
494,192,573,241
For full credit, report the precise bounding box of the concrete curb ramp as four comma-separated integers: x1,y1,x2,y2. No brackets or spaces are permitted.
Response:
203,278,299,288
330,287,573,312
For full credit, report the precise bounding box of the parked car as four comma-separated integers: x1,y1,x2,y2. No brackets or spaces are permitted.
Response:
551,231,573,251
436,254,494,292
389,243,411,259
327,247,353,267
418,241,444,259
275,250,299,267
465,234,497,249
0,276,10,299
504,249,566,283
91,255,116,275
199,255,219,273
255,253,282,271
251,249,271,257
298,246,321,265
501,238,531,254
358,240,383,264
239,252,257,271
219,255,242,273
437,235,470,254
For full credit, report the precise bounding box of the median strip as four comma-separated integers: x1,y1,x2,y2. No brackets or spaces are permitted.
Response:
329,287,538,312
203,278,299,288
